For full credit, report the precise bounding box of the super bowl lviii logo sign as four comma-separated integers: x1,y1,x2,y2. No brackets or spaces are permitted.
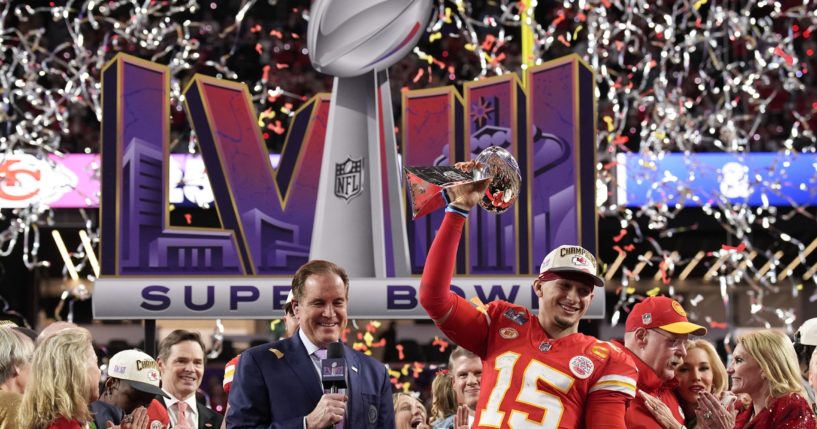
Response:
92,53,600,318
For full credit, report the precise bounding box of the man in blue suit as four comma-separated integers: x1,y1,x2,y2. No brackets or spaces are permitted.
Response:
226,260,395,429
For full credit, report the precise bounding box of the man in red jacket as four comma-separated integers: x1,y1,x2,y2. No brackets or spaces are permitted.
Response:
620,296,707,429
419,175,638,429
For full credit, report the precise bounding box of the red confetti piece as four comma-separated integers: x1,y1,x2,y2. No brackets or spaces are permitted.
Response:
658,260,670,285
396,344,405,361
255,43,263,55
774,46,794,66
432,336,449,352
369,338,386,348
552,10,566,27
276,63,289,70
613,229,628,243
267,120,285,135
412,362,425,378
269,30,283,38
612,135,630,146
709,321,728,329
184,213,192,225
721,242,746,252
412,68,424,83
261,65,271,83
250,24,262,33
481,34,496,51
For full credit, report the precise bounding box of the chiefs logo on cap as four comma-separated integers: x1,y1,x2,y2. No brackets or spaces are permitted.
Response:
671,301,687,317
147,370,159,382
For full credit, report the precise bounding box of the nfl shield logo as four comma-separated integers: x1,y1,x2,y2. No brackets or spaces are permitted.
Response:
334,157,364,201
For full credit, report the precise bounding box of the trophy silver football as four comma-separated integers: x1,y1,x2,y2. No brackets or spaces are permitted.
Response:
473,146,522,214
405,146,521,218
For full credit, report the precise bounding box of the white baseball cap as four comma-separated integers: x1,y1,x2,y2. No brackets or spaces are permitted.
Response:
539,245,605,287
107,349,169,398
796,318,817,346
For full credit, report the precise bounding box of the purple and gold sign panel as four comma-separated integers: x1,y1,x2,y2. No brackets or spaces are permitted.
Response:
93,53,602,319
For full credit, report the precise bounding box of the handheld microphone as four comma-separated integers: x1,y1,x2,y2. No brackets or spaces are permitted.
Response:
321,341,348,394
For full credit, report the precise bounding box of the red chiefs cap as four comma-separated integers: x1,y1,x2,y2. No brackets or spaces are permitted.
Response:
626,296,707,336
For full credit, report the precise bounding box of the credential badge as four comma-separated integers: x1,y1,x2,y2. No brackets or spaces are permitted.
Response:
334,156,364,201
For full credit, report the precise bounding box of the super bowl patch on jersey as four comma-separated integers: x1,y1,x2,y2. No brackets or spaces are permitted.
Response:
503,308,528,325
569,355,595,379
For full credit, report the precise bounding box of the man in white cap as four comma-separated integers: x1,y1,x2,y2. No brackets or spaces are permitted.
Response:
419,178,638,429
795,317,817,404
91,349,170,429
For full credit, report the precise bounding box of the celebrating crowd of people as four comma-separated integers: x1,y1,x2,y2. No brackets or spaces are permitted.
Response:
2,178,817,428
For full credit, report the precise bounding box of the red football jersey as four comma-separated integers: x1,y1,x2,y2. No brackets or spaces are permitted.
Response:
443,300,637,429
146,399,170,429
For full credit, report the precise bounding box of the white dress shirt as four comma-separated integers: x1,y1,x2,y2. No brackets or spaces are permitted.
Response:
162,390,198,428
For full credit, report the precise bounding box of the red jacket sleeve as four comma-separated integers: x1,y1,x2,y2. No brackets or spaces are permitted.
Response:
584,390,630,429
419,212,489,355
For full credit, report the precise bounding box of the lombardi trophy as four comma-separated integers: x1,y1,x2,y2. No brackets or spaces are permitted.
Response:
307,0,432,276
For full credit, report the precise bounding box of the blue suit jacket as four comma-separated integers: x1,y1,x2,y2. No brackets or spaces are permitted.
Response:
226,333,394,429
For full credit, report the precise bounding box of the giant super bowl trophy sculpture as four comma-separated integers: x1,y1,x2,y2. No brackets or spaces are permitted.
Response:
307,0,433,276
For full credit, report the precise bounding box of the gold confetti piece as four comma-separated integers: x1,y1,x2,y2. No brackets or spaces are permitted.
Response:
603,115,614,132
257,108,275,127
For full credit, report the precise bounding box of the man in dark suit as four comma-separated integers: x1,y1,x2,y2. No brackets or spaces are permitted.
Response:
155,329,223,429
226,260,395,429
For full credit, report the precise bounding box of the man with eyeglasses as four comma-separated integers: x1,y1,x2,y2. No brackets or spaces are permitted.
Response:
619,296,707,429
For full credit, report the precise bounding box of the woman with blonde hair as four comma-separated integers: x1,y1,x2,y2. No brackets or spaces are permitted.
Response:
642,339,731,429
393,392,431,429
429,370,457,426
0,327,35,429
697,329,816,429
18,328,101,429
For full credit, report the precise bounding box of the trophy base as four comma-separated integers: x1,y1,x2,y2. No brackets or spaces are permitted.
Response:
404,166,474,219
